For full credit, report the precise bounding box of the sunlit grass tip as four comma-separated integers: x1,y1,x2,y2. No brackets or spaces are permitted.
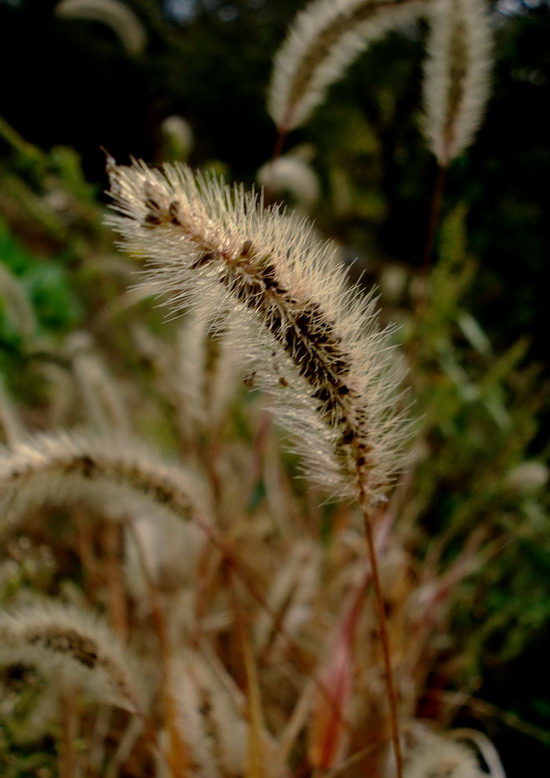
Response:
422,0,493,166
106,157,412,506
268,0,429,133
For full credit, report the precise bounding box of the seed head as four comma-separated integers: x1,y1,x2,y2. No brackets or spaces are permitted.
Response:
107,160,411,504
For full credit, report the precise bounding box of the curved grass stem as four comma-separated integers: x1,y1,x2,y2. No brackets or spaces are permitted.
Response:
359,493,403,778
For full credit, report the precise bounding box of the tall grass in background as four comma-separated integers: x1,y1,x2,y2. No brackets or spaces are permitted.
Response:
0,1,548,776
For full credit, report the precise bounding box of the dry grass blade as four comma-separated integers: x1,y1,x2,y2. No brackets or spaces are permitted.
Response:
308,579,367,771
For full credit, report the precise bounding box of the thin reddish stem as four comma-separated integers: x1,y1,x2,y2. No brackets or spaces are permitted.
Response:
359,494,403,778
271,128,288,165
126,523,187,776
263,128,288,205
422,163,447,275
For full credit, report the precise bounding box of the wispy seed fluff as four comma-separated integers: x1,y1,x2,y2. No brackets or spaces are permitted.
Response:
268,0,428,132
107,160,409,505
422,0,493,166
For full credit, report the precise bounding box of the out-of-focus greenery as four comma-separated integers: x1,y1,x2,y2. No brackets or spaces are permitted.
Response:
403,207,550,768
0,0,548,775
0,219,82,337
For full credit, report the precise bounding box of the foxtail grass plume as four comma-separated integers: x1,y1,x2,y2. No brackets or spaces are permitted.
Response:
257,154,320,211
107,158,410,506
404,732,486,778
268,0,428,133
422,0,493,166
55,0,147,56
0,600,143,711
161,116,194,162
0,429,210,523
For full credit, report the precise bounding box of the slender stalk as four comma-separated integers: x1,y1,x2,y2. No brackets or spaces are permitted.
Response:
191,513,355,742
264,128,288,204
104,521,129,643
59,684,79,778
127,523,189,778
75,506,98,599
358,492,403,778
271,128,287,165
421,162,447,276
226,564,266,778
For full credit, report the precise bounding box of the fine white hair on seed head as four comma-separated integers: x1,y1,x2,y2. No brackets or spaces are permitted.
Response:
268,0,429,132
107,160,412,505
422,0,493,166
